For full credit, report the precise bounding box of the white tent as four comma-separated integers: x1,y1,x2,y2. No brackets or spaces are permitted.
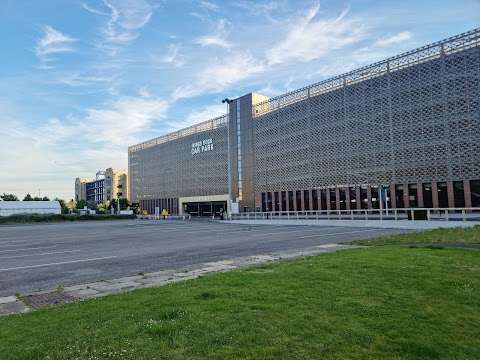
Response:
0,201,61,216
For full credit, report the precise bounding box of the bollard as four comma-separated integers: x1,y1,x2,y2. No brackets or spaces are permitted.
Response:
188,214,191,221
182,216,185,221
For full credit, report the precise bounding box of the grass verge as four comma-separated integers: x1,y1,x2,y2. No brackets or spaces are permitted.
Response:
0,245,479,359
344,225,480,246
0,213,136,224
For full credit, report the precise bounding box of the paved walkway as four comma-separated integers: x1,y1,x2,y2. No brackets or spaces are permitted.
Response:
223,219,480,230
0,244,360,316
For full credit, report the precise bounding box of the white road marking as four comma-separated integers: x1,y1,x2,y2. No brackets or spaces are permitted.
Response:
0,240,32,244
0,246,58,254
250,228,343,237
0,250,82,260
0,243,39,248
298,229,379,239
0,256,117,272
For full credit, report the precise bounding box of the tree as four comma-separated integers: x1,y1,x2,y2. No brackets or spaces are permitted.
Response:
23,194,33,201
110,198,130,213
42,196,50,201
33,196,42,201
75,199,89,210
86,201,97,211
54,198,69,214
1,193,19,201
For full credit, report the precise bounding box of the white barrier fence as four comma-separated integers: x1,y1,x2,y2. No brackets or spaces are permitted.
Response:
231,208,480,222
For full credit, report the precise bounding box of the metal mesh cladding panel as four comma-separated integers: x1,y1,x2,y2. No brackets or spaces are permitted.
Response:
253,30,480,192
129,116,228,202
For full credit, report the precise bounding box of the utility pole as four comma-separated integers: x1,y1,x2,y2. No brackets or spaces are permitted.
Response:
222,98,234,218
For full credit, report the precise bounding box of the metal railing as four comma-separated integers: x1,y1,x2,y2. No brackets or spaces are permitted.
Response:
230,208,480,222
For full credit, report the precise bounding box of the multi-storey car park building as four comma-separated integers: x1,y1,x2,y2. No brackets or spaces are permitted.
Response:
129,29,480,216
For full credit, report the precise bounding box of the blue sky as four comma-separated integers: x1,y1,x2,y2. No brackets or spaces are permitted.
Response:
1,0,479,201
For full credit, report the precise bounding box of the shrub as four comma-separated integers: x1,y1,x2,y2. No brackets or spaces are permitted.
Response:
0,213,136,224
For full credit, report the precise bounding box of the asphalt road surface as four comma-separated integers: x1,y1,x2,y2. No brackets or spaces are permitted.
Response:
0,220,412,296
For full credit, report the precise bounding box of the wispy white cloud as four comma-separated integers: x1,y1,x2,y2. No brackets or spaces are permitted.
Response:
35,26,77,60
82,2,109,15
256,82,284,96
199,1,219,12
151,43,185,67
375,31,412,46
138,86,151,98
85,0,155,55
55,72,120,87
172,52,265,100
265,5,366,65
234,1,286,24
194,19,233,49
167,104,226,131
78,96,169,146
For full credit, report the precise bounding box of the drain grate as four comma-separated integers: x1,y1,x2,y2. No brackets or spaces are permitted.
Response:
23,292,77,308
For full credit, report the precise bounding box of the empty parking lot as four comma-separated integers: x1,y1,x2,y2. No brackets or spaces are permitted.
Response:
0,220,412,296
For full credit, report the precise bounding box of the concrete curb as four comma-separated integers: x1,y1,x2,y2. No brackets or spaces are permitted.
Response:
0,244,360,316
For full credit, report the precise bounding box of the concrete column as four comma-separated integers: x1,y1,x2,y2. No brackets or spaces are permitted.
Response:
403,183,410,209
345,188,351,211
366,186,372,210
335,188,341,211
279,191,283,212
309,189,314,211
464,180,472,209
285,192,290,212
293,190,298,212
356,186,361,210
326,189,331,211
300,190,305,212
417,182,424,207
447,181,455,209
271,191,275,212
390,184,397,209
254,192,262,211
431,182,439,209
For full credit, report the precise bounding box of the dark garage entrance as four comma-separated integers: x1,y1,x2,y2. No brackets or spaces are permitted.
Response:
184,201,227,217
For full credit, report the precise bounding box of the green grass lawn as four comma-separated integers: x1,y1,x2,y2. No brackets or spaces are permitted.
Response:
345,225,480,246
1,244,479,359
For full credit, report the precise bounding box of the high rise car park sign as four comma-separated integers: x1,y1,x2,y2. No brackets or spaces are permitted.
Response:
191,138,214,155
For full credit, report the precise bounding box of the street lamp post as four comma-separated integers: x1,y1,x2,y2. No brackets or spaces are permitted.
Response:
265,146,268,214
222,98,233,217
162,168,171,213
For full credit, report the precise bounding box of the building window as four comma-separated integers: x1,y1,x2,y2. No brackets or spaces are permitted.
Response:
236,99,242,201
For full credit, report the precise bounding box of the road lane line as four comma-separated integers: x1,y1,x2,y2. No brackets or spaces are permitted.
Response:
0,246,58,254
0,240,33,244
298,229,379,239
0,250,82,260
0,256,117,272
0,238,27,241
0,243,40,248
249,228,342,237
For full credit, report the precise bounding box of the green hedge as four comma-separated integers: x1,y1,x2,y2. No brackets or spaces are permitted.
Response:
0,213,136,224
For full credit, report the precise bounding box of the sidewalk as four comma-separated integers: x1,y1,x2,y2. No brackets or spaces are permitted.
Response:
0,244,361,316
222,219,480,230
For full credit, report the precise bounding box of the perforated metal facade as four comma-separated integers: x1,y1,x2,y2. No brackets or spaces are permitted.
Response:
245,29,480,212
252,29,479,190
128,115,228,206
